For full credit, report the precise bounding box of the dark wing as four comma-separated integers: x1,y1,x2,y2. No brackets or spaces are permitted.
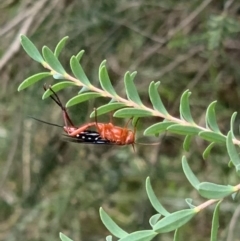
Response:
62,130,112,145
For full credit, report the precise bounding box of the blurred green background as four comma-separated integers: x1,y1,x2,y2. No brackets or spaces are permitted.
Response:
1,0,240,240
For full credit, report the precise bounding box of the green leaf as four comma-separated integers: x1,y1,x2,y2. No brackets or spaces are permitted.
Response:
148,81,168,116
149,214,161,228
182,156,200,188
53,73,65,79
106,235,112,241
183,135,192,151
54,36,69,57
146,177,170,216
42,46,66,74
20,35,44,63
42,82,77,99
232,191,238,200
114,108,152,118
226,132,240,167
18,72,51,91
205,101,221,133
78,86,90,93
153,209,196,233
167,125,200,135
76,50,85,62
180,90,194,123
124,72,143,105
199,131,226,143
197,182,236,199
119,230,157,241
210,201,222,241
66,93,102,107
99,59,107,69
130,71,137,80
99,208,128,239
99,66,118,97
235,164,240,176
185,198,195,208
144,121,175,136
90,103,126,118
230,112,237,139
203,143,215,160
70,56,91,86
173,229,180,241
59,233,73,241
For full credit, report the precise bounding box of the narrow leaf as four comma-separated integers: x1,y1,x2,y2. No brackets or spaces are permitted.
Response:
149,214,161,227
114,108,152,118
153,209,196,233
99,66,118,97
146,177,170,216
70,56,91,86
106,236,112,241
235,164,240,176
167,124,200,135
54,36,69,57
173,229,180,241
203,143,215,160
42,82,77,99
230,112,237,139
197,182,236,199
18,72,51,91
53,73,65,79
185,198,195,208
20,35,44,63
148,81,168,115
182,156,200,188
180,90,194,123
119,230,157,241
78,86,90,93
99,208,128,239
100,59,107,69
206,101,221,133
124,72,143,105
42,46,66,74
183,135,192,151
226,132,240,167
199,131,226,143
76,50,85,62
210,201,222,241
144,121,175,136
66,93,102,107
90,103,126,118
130,71,137,81
59,233,73,241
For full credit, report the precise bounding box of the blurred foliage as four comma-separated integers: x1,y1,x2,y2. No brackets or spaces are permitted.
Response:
1,0,240,241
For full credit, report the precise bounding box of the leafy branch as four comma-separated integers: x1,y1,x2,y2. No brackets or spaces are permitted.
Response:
18,36,240,153
18,35,240,241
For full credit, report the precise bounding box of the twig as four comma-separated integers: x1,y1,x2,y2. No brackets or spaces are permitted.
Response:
132,0,213,68
224,0,236,12
155,46,204,79
0,17,33,71
0,0,48,37
0,0,49,71
226,203,240,241
0,119,21,192
22,119,32,195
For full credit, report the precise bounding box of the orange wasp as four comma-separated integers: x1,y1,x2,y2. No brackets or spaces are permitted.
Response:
44,85,137,149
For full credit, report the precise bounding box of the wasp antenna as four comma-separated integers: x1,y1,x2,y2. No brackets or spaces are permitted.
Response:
132,143,136,152
43,84,75,127
43,84,63,109
135,142,161,146
29,116,63,128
